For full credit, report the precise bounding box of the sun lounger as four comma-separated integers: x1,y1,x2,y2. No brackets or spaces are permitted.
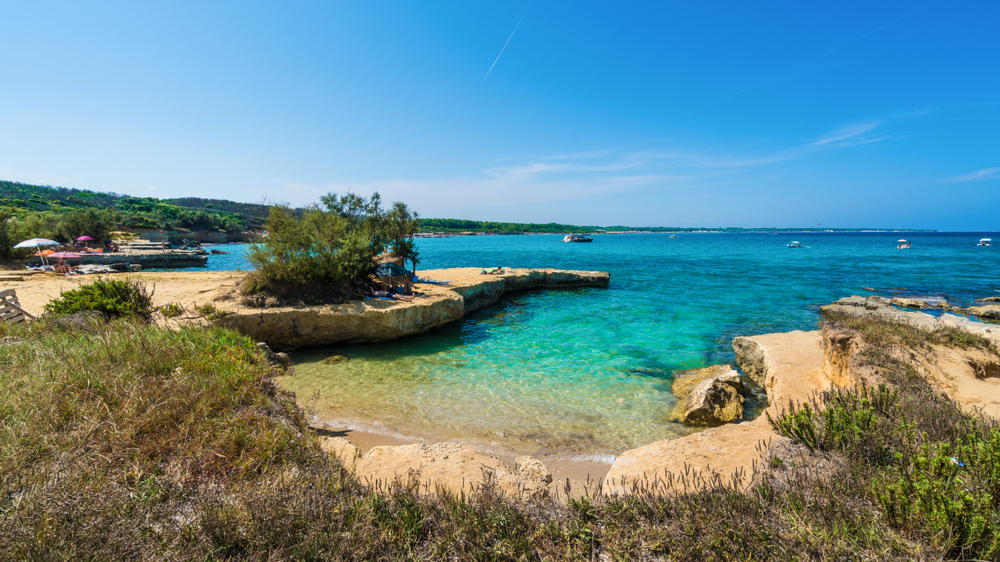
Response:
0,288,34,324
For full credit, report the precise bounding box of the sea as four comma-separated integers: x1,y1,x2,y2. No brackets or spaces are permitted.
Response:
193,233,998,462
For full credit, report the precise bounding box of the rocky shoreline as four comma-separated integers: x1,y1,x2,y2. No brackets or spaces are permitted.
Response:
5,271,998,501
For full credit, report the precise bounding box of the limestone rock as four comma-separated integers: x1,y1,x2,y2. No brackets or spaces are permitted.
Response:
321,437,360,468
515,456,553,497
349,442,553,499
978,296,1000,303
671,365,735,397
257,342,292,369
967,305,1000,320
218,267,609,351
891,297,926,309
732,337,768,388
322,354,350,365
681,371,745,424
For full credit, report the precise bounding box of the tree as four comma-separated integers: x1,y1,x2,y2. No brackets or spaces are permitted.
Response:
56,208,114,244
242,192,421,302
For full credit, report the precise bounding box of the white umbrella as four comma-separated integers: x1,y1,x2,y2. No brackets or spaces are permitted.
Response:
14,238,60,266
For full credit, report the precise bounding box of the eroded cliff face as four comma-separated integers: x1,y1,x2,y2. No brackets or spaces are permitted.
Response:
216,267,610,351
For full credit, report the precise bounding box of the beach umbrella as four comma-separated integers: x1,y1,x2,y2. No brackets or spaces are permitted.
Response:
371,263,411,278
14,238,60,266
48,252,82,259
76,235,95,241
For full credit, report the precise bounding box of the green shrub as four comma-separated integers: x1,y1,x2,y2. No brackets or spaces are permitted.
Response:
159,302,183,318
44,277,154,320
242,192,419,304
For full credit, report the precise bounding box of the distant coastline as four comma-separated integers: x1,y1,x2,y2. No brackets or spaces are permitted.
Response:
414,228,939,238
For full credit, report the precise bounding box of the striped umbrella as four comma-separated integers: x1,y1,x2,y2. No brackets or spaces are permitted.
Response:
14,238,60,266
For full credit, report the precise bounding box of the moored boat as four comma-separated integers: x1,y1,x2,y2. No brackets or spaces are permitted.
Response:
787,241,806,248
562,234,594,243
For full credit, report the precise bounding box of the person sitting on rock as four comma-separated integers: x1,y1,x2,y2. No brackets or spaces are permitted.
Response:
54,259,73,275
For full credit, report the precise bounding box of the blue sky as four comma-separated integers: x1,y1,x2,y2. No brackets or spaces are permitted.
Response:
1,1,997,229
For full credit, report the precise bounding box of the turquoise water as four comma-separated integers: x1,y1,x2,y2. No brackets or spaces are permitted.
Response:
219,234,999,460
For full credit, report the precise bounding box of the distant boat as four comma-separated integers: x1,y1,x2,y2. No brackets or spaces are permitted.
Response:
787,241,807,248
979,238,992,247
897,239,910,249
669,235,677,239
562,234,594,243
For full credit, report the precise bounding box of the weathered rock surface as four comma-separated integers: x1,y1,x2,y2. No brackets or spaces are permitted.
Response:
891,297,927,308
217,268,609,351
679,368,745,424
256,342,292,369
670,365,735,399
967,305,1000,320
321,439,553,498
979,296,1000,303
823,295,1000,347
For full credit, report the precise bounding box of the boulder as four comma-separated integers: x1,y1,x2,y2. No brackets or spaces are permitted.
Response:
322,354,350,365
978,296,1000,303
671,365,737,399
891,297,926,309
680,369,745,424
256,342,293,369
967,305,1000,320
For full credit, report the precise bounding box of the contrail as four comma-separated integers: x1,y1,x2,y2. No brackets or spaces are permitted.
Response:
484,18,522,81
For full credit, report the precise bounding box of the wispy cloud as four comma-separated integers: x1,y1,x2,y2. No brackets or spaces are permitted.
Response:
294,118,909,214
813,121,882,146
944,167,1000,182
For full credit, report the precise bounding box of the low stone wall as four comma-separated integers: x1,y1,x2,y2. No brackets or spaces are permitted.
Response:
217,267,610,351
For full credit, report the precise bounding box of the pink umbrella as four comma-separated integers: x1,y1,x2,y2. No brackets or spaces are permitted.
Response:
48,252,82,259
76,236,95,241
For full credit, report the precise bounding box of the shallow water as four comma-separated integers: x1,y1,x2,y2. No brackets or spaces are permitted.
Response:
222,233,998,460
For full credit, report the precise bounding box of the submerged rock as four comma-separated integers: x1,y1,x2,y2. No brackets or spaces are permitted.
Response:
322,354,350,365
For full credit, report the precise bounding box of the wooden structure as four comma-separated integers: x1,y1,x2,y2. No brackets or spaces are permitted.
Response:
0,288,34,324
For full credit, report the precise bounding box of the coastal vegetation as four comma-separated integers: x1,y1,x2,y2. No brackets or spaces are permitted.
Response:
0,180,268,259
1,281,998,559
241,192,420,304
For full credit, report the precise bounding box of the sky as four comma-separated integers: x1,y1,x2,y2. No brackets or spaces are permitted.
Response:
1,1,998,229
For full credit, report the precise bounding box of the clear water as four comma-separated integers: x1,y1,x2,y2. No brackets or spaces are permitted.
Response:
203,233,1000,460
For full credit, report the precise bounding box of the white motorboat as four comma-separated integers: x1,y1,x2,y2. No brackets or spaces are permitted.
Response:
979,238,992,247
562,234,594,243
787,241,806,248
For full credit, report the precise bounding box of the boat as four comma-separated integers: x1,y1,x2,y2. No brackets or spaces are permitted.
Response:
787,241,807,248
897,239,910,249
562,234,594,243
979,238,992,247
669,235,678,239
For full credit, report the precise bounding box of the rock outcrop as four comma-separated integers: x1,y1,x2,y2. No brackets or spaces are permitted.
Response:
823,295,1000,346
967,305,1000,320
671,366,745,424
978,296,1000,303
891,297,927,309
217,268,610,351
321,439,553,498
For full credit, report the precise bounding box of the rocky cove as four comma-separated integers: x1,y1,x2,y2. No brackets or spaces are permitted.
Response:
6,269,1000,500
